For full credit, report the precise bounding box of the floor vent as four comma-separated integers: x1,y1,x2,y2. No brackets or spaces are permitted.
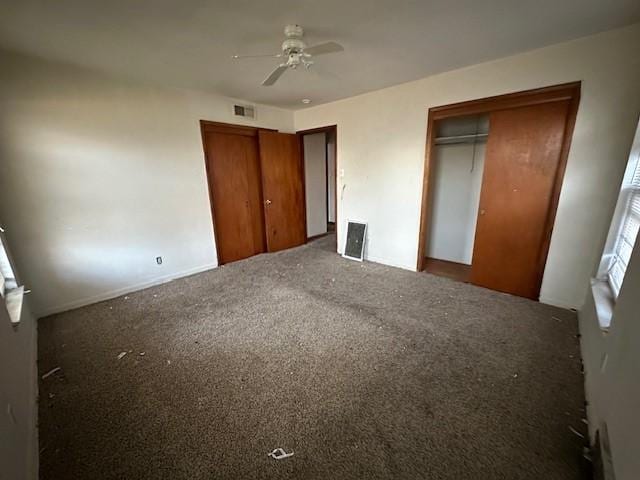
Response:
343,221,367,261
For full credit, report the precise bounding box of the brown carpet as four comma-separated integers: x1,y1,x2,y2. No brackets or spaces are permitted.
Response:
38,234,587,479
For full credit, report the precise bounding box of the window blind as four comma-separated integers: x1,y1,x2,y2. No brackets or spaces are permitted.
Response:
609,160,640,295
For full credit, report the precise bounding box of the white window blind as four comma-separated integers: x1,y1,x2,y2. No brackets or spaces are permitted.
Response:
609,160,640,296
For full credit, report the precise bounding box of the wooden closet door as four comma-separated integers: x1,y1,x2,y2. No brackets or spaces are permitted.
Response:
204,131,266,264
258,131,306,252
470,100,571,299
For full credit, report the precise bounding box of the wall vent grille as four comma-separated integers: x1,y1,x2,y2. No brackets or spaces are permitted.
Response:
232,104,256,119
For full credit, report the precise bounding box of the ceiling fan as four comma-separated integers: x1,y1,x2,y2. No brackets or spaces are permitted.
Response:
232,24,344,86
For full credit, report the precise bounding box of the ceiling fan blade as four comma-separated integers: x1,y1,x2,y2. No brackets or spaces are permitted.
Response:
262,64,288,86
304,41,344,56
232,53,282,59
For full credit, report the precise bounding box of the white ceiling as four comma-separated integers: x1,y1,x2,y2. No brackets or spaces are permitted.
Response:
1,0,639,109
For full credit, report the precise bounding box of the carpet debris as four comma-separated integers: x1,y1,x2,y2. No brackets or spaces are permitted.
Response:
36,233,585,479
42,367,61,379
117,351,128,360
268,448,294,460
568,426,585,439
139,352,146,356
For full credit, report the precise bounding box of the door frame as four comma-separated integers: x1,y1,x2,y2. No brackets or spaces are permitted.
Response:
416,82,581,293
199,120,275,265
296,125,338,243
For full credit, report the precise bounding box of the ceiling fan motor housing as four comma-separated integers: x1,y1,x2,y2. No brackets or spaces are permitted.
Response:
282,25,306,53
282,25,310,68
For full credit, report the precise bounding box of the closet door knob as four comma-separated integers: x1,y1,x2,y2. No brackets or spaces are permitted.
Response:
480,209,486,215
265,199,272,205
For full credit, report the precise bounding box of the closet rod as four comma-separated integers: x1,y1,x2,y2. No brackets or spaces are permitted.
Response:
434,133,488,145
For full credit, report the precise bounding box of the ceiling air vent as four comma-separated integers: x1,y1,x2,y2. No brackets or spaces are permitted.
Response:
232,103,256,120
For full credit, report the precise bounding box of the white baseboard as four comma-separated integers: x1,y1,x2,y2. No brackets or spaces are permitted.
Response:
363,253,416,272
538,294,580,310
36,262,218,318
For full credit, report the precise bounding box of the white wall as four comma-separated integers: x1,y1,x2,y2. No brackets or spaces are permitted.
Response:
578,121,640,480
303,133,328,238
295,23,640,308
0,299,38,479
0,49,294,316
427,143,485,264
579,237,640,480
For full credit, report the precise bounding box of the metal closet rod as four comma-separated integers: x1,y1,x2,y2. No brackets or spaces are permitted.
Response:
434,133,488,145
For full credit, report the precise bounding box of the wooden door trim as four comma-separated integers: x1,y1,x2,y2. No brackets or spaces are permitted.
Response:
199,120,271,265
534,91,581,295
200,120,278,137
296,125,338,244
416,82,581,285
429,82,581,120
298,125,337,136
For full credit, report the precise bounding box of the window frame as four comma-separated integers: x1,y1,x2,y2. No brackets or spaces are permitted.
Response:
597,119,640,303
0,228,25,325
607,175,640,297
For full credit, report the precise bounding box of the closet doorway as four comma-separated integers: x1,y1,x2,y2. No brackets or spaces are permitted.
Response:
417,83,581,300
298,125,338,249
200,121,306,265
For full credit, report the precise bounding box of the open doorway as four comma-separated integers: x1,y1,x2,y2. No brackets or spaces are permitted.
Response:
298,125,337,252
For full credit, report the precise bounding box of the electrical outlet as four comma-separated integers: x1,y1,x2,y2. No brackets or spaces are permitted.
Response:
156,256,163,265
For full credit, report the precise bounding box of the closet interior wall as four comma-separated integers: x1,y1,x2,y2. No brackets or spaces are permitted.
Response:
426,115,488,266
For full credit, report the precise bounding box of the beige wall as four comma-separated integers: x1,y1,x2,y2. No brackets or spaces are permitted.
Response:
0,49,294,316
295,23,640,309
